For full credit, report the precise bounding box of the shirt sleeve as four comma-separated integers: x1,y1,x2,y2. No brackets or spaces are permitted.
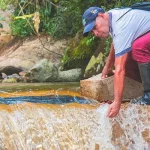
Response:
113,30,135,57
113,15,138,57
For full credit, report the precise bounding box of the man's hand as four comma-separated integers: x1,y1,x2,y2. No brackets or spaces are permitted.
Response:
101,65,114,79
107,101,121,118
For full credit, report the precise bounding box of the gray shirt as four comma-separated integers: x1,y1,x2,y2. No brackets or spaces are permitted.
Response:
108,8,150,57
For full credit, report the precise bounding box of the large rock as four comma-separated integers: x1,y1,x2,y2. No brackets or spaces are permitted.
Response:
0,36,69,71
25,59,58,82
57,68,83,82
84,39,106,78
80,73,143,102
25,59,83,82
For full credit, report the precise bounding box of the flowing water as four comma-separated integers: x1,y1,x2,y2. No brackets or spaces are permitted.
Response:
0,83,150,150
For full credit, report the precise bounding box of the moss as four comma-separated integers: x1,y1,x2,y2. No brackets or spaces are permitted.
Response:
62,35,100,70
84,52,106,78
85,52,104,72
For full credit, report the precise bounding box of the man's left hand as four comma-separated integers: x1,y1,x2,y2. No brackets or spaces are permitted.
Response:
107,101,121,118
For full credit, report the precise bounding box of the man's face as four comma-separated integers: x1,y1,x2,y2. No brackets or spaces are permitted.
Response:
92,15,109,38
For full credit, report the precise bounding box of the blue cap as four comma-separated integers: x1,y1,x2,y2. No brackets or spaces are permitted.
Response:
82,7,105,36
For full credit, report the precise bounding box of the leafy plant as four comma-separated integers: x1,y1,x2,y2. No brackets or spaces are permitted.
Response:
61,35,100,70
10,18,34,37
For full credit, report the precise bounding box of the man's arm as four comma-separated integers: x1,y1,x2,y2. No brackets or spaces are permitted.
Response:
107,52,128,118
101,42,115,78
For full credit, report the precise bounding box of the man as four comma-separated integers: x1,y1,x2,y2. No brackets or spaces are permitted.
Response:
82,7,150,118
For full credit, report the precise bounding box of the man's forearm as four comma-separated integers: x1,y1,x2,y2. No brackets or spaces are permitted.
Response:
114,53,128,103
114,69,125,103
105,43,115,68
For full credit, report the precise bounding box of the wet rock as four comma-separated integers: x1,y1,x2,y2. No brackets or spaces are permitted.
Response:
80,73,143,102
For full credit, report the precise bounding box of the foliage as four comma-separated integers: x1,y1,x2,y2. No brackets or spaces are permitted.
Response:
5,0,144,38
61,35,100,70
48,0,82,39
10,18,34,37
46,0,145,39
10,0,58,37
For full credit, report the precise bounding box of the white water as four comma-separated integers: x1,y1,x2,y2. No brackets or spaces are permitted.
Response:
0,103,149,150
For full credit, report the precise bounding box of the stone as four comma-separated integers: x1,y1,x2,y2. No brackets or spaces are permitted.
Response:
80,73,143,102
57,68,83,82
0,36,69,71
84,39,106,78
25,59,58,82
25,59,83,82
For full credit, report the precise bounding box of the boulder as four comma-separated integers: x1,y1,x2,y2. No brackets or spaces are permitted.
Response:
84,39,106,78
57,68,83,82
84,52,105,78
25,59,58,82
80,73,143,102
25,59,83,82
0,36,69,71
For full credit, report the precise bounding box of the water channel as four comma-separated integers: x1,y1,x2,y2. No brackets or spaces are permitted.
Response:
0,82,150,150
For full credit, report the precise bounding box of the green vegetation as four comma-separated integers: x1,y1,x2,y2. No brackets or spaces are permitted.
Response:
0,0,144,70
0,0,144,39
10,18,34,37
61,35,100,69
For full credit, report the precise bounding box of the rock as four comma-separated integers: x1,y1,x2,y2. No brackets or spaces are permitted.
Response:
80,73,143,102
84,52,105,78
84,39,106,78
8,73,20,79
1,73,7,78
0,35,69,71
25,59,83,82
58,68,83,82
25,59,58,82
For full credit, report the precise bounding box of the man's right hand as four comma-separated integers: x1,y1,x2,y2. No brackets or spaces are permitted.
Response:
101,66,114,79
